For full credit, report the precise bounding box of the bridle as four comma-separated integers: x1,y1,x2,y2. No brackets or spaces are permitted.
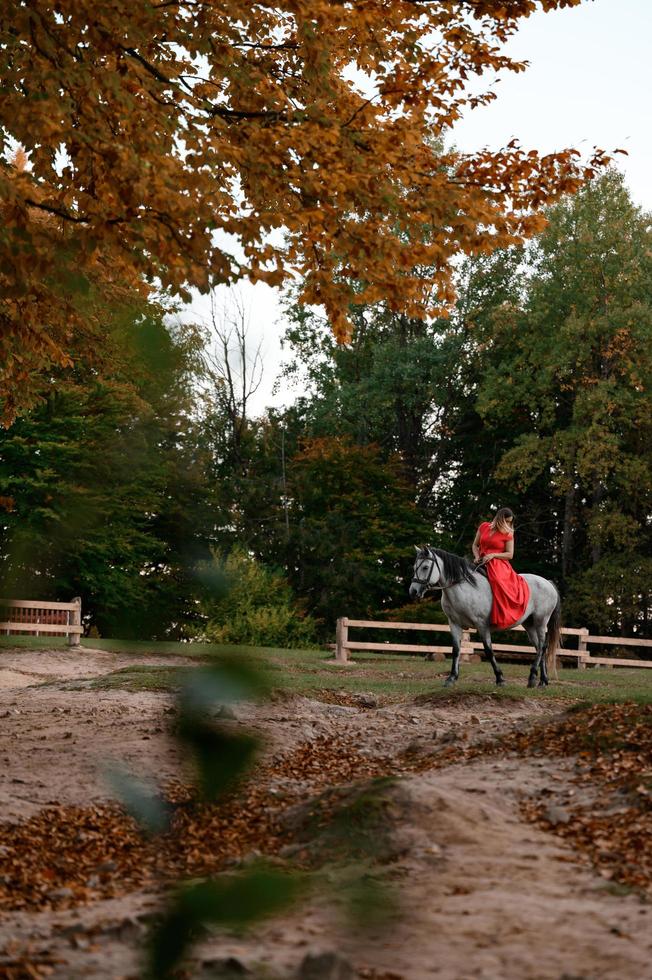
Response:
412,548,486,597
411,552,440,592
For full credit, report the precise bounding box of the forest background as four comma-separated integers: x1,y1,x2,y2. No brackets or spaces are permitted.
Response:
1,168,650,645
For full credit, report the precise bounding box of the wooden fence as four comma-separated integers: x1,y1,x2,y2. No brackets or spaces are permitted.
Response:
0,598,82,647
334,617,652,669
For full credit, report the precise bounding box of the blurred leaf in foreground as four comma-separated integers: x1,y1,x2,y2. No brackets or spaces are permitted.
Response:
149,870,303,979
105,768,171,837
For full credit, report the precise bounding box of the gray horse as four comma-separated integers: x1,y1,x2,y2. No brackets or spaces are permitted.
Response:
409,546,561,688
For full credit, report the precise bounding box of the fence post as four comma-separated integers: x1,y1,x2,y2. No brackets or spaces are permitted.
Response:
335,617,349,663
69,597,82,647
577,627,589,669
460,629,471,663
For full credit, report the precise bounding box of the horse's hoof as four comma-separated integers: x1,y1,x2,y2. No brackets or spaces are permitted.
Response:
496,677,506,687
443,677,456,688
538,679,549,688
527,676,538,689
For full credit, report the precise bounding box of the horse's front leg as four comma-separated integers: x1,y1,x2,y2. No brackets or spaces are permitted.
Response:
444,622,463,687
478,628,505,686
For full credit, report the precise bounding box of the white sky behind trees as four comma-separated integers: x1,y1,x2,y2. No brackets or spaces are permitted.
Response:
187,0,652,414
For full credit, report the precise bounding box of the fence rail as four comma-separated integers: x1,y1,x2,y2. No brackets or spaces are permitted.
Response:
0,598,82,646
334,617,652,669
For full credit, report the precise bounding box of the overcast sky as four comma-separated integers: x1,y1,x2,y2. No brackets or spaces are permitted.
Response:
187,0,652,414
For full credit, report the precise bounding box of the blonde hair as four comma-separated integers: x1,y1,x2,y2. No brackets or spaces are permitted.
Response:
491,507,514,535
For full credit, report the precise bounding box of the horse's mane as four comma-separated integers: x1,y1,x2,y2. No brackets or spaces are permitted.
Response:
427,547,478,588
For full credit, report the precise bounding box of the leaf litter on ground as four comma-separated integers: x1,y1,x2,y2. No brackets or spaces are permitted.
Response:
0,702,650,922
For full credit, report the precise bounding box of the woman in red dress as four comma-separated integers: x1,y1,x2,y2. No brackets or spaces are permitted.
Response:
471,508,530,630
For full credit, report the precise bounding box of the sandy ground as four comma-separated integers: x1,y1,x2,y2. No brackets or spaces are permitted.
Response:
0,646,650,980
0,648,194,822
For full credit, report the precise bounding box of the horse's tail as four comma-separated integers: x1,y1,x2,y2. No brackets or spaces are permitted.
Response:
545,591,562,680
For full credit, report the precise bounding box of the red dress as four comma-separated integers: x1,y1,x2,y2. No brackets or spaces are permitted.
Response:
478,522,530,629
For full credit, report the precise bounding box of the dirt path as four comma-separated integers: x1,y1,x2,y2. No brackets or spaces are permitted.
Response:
0,647,650,980
0,647,194,822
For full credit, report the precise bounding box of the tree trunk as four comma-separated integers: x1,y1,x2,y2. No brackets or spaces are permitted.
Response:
561,485,576,587
591,481,606,564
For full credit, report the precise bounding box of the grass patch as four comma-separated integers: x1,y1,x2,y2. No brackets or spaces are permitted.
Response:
235,649,652,706
78,654,652,704
599,881,643,899
0,635,73,650
2,636,652,704
286,776,400,866
85,664,194,692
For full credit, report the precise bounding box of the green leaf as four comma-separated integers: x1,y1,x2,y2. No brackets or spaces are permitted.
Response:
177,718,259,801
58,268,91,296
179,659,270,715
149,870,302,978
106,767,171,835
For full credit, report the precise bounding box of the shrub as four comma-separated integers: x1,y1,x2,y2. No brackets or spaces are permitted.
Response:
198,548,318,649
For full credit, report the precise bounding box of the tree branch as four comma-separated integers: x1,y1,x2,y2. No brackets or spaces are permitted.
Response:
25,199,89,224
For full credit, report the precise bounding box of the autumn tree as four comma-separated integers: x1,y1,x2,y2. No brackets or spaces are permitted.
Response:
278,254,533,555
1,0,614,419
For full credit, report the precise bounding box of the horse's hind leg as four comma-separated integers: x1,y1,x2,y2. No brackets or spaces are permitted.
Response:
444,622,463,687
478,628,505,686
538,623,550,687
525,621,548,688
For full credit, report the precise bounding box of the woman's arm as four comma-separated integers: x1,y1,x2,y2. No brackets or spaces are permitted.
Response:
472,528,481,562
480,537,515,563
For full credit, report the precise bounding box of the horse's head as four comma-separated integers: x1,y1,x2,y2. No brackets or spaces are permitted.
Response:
409,546,441,599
